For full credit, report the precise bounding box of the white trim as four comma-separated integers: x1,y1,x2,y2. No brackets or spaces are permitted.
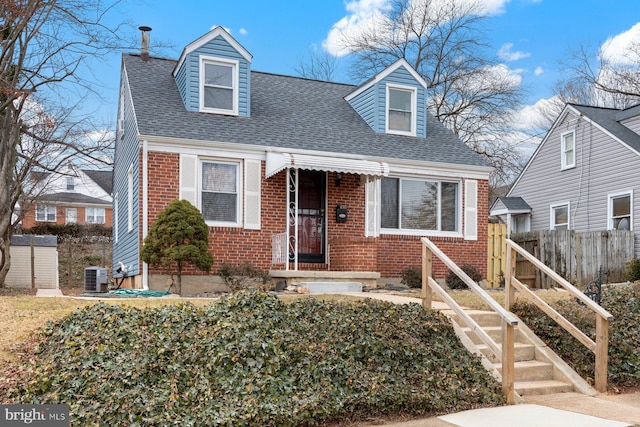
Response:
142,139,149,290
265,152,389,178
142,139,148,239
607,189,633,230
345,58,427,102
464,179,478,241
114,193,119,244
199,56,239,115
127,164,133,232
141,134,492,179
490,208,531,216
199,158,243,227
243,159,261,230
560,130,576,170
550,202,570,230
364,176,381,237
386,83,417,137
173,26,252,76
380,177,462,236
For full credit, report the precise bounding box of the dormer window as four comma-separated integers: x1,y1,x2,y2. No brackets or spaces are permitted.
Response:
386,84,416,136
200,57,238,115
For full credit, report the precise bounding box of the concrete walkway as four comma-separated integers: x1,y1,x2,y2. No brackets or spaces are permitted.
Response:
343,292,640,427
35,288,64,297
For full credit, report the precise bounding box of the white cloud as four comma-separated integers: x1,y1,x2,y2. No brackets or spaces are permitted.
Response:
512,96,561,131
498,42,531,61
239,28,248,36
324,0,511,57
600,22,640,65
534,66,543,75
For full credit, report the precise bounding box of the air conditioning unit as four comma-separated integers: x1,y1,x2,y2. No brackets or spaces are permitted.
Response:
85,267,109,292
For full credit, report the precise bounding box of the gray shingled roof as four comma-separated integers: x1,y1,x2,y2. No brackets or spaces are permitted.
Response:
38,192,110,205
123,54,487,167
83,169,113,194
11,234,57,247
497,197,531,211
570,104,640,154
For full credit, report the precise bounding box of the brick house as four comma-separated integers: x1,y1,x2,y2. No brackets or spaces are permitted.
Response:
112,27,491,291
21,163,113,229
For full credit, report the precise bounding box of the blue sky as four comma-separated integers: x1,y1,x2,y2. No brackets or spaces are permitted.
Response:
91,0,640,130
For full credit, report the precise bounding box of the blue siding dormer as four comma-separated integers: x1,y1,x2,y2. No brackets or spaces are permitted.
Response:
346,59,427,138
173,27,252,117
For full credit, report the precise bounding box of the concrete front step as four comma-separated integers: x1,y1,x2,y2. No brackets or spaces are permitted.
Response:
461,326,522,345
496,360,555,381
477,342,536,363
452,310,503,327
515,380,574,396
297,281,363,293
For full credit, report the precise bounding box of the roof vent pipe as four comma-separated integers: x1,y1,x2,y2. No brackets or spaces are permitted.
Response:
139,26,152,61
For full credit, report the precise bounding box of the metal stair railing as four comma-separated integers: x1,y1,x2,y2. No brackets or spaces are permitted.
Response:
421,237,519,404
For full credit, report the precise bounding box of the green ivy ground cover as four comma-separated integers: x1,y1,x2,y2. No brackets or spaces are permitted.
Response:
512,284,640,389
11,290,504,426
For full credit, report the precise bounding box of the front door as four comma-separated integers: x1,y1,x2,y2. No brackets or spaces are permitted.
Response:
297,170,325,263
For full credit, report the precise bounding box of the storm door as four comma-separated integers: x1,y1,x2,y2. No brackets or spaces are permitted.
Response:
297,170,326,263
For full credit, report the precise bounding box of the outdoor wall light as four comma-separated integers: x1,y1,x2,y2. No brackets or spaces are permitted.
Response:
335,172,343,186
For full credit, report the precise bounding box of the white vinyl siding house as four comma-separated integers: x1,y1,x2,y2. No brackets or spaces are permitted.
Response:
504,103,640,257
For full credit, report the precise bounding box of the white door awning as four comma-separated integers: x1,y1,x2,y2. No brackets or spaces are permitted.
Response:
265,152,389,178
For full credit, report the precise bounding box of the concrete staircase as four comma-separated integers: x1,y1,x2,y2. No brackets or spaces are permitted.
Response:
443,309,596,400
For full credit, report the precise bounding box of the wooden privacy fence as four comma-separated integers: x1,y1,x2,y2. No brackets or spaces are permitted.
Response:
487,223,507,288
490,229,634,288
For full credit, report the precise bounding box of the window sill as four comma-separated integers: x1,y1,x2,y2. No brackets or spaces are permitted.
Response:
386,129,416,137
380,228,462,238
199,107,238,116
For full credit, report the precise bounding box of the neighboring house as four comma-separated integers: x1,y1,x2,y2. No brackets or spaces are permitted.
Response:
113,26,491,291
20,163,113,229
491,103,640,257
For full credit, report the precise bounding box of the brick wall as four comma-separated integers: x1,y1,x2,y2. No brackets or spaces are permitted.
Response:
143,153,489,280
21,203,113,229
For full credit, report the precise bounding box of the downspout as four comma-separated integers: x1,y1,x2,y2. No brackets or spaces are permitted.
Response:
142,139,149,290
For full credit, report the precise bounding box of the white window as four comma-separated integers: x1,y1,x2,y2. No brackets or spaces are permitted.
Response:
561,131,575,170
608,191,632,230
386,85,416,136
66,177,75,191
550,203,569,230
36,205,56,222
86,207,106,224
200,57,238,115
65,208,77,224
200,160,240,225
127,164,133,232
381,177,459,233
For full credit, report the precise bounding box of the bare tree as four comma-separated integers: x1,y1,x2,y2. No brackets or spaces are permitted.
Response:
294,45,338,81
0,0,126,287
557,42,640,109
333,0,525,187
